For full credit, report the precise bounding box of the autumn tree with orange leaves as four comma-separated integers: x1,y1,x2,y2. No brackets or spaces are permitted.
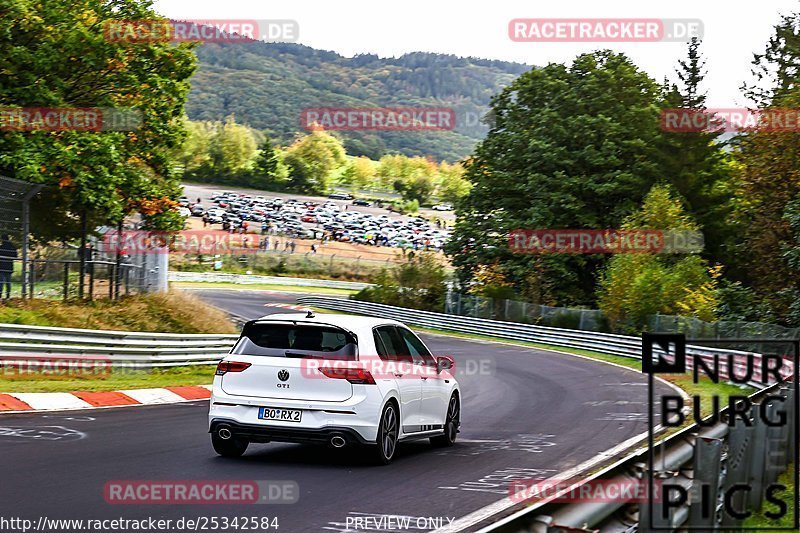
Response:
0,0,196,241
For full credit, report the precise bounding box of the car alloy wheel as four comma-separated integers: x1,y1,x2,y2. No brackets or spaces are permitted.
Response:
431,394,459,447
375,403,398,464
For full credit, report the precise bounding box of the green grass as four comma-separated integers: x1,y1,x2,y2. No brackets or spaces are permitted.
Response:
171,281,358,297
0,366,217,393
744,463,797,529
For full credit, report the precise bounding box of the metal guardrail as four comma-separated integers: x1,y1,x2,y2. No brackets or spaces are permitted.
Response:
296,297,798,532
168,271,371,290
295,297,792,387
485,379,797,532
0,323,237,368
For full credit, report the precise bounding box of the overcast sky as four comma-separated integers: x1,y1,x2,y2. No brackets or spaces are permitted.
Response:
154,0,799,107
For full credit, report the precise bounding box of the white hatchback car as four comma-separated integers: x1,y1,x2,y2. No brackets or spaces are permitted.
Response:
209,312,461,464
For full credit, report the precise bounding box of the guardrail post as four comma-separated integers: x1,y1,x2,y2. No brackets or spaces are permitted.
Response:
688,436,722,529
639,472,674,532
784,385,796,459
747,402,768,510
763,401,785,488
722,421,753,529
529,515,552,533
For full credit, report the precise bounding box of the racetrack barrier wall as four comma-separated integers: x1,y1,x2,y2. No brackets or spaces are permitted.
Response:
295,297,792,388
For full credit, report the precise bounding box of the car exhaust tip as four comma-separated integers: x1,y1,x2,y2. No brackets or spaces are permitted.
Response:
330,434,346,448
218,426,233,440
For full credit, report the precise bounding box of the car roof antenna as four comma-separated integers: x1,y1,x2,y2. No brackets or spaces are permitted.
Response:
306,310,315,318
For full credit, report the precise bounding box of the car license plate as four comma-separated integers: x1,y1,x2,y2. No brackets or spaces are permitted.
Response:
258,407,302,422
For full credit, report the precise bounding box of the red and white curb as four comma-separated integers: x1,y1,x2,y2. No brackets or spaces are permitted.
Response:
0,385,212,413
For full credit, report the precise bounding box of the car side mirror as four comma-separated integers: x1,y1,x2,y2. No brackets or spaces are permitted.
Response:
436,356,454,373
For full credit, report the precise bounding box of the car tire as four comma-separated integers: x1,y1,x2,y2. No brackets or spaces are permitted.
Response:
211,433,249,458
373,402,399,465
431,393,460,447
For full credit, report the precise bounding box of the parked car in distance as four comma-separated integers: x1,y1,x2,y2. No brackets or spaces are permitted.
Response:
328,192,354,200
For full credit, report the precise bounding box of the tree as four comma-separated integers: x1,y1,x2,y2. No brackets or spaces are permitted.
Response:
394,173,434,204
283,130,346,194
447,51,666,305
339,156,376,190
676,37,707,108
353,253,447,311
437,161,471,203
177,119,214,177
208,116,257,176
377,154,408,188
733,12,800,323
253,136,278,183
598,185,719,332
656,39,736,272
0,0,197,239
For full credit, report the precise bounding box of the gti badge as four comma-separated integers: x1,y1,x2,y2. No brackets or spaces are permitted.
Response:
278,369,290,382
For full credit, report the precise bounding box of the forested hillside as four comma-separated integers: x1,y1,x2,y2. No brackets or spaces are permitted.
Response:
186,42,530,161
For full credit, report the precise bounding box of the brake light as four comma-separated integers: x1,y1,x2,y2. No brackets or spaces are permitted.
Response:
215,361,251,375
318,367,376,385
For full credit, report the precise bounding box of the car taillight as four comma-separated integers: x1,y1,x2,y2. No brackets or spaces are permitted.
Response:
215,361,251,375
318,367,376,385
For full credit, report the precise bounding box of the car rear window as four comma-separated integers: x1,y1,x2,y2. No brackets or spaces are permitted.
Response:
232,322,357,359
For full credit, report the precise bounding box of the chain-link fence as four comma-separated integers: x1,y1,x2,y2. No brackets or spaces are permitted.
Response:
444,291,607,331
1,242,165,301
3,257,143,300
443,291,800,339
648,313,800,340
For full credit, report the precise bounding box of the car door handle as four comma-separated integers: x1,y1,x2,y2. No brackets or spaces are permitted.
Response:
420,376,428,380
394,373,404,377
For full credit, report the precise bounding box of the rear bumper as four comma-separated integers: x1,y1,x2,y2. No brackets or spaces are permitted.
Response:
209,380,385,442
210,418,371,446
